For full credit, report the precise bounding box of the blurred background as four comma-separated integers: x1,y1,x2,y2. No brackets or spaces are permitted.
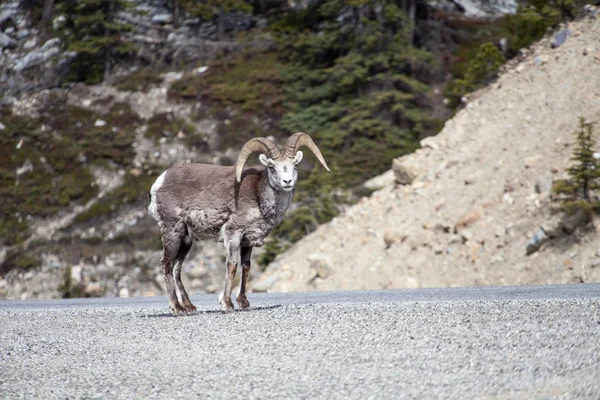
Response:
1,0,599,300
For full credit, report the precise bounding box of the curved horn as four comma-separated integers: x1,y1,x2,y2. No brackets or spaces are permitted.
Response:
236,137,282,183
284,132,331,173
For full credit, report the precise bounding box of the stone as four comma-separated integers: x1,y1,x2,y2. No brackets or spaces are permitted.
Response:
454,208,482,233
524,154,543,168
406,229,436,250
515,63,526,73
129,168,142,177
503,193,514,205
383,230,407,248
404,276,419,289
16,159,33,177
561,209,591,234
190,279,203,289
308,254,334,279
0,32,17,49
188,265,208,280
534,175,553,196
164,71,183,83
15,29,29,40
13,38,62,71
85,282,104,297
526,229,547,255
550,29,570,48
252,275,278,292
420,136,440,151
152,13,173,24
364,170,395,190
119,287,130,298
392,156,421,185
71,265,83,284
434,198,446,211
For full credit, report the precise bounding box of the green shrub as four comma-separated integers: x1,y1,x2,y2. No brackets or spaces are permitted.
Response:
446,42,504,103
507,0,590,51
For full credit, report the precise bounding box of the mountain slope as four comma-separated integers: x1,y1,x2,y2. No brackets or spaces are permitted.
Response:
253,16,600,293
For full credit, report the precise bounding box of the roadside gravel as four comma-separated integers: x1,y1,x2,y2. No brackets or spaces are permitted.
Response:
1,295,599,399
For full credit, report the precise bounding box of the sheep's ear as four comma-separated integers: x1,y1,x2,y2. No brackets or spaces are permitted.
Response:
293,151,303,165
259,154,271,167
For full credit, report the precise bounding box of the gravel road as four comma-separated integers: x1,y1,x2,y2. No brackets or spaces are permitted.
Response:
1,284,599,399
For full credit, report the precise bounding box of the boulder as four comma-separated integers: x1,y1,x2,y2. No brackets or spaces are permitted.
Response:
526,229,547,255
252,275,278,292
84,282,104,297
392,156,421,185
13,38,62,72
364,170,395,190
383,230,407,249
0,32,17,49
308,254,334,279
188,265,208,280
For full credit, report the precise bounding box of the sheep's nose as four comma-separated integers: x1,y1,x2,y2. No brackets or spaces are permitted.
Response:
283,179,292,185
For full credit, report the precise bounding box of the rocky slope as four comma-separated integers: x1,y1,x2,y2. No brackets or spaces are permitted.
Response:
253,15,600,293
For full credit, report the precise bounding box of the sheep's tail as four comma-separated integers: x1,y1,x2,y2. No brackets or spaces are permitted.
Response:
148,171,167,221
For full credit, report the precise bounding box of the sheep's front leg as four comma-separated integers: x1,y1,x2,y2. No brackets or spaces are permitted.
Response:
236,246,252,310
219,231,240,312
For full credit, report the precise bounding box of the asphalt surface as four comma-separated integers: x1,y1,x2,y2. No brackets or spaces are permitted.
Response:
1,284,599,399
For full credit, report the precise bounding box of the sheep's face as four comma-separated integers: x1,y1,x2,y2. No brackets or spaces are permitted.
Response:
260,152,303,192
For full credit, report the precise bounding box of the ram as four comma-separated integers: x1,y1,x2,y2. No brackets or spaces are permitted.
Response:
148,132,330,314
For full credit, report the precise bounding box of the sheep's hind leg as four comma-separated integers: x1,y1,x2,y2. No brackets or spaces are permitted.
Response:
161,223,186,315
219,231,241,312
173,235,196,313
236,246,252,310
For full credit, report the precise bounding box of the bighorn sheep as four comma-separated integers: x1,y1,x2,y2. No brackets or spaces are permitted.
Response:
148,132,330,314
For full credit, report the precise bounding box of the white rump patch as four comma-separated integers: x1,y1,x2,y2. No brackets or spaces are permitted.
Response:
148,170,167,222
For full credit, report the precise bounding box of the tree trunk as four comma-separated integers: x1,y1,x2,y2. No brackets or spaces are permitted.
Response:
408,0,416,47
217,8,224,40
173,0,180,29
104,48,112,82
39,0,55,37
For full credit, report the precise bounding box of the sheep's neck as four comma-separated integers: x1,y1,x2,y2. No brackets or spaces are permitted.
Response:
258,173,293,226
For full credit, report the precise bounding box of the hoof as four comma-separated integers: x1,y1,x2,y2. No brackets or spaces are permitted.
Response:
236,295,250,310
182,302,197,314
219,292,234,313
170,302,185,316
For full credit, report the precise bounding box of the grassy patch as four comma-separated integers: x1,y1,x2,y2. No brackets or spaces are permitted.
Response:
169,52,285,115
169,51,287,151
75,172,156,224
0,248,39,275
40,102,141,167
114,71,164,93
0,107,98,245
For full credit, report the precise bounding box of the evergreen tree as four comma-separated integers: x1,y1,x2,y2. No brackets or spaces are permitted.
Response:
57,0,132,84
446,42,504,104
553,118,600,214
273,0,436,189
508,0,593,51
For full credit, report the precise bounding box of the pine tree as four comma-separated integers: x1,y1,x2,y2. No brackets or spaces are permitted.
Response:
552,117,600,214
57,0,132,84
